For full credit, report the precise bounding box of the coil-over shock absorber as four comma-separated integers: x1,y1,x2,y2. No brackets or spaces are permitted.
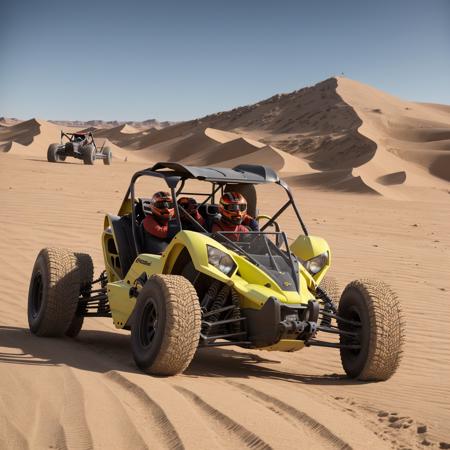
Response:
199,280,246,345
315,285,338,327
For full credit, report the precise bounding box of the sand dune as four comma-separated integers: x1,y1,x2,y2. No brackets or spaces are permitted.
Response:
49,118,176,130
182,136,314,174
52,77,446,199
0,119,146,162
0,116,22,127
0,118,42,149
1,77,449,198
334,77,450,196
130,127,314,175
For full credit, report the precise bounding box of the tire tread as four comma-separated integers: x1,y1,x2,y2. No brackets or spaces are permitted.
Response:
149,275,201,375
131,274,201,376
30,248,80,336
341,279,405,381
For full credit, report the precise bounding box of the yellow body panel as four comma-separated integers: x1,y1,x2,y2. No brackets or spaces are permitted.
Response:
107,281,136,328
102,212,328,357
107,254,164,328
290,235,331,284
104,228,320,330
118,198,132,216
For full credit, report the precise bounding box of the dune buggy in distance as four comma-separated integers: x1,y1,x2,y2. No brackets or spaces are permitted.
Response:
47,131,112,165
28,162,404,380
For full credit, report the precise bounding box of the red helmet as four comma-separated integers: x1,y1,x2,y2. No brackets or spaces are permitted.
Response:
219,192,247,225
178,196,199,215
150,191,174,221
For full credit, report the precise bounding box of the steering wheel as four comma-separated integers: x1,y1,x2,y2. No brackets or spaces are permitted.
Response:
256,215,283,247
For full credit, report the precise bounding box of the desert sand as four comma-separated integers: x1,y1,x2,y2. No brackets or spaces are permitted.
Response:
0,78,449,449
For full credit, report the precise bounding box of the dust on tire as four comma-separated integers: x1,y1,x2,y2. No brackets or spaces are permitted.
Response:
338,279,405,381
131,274,201,375
28,248,81,336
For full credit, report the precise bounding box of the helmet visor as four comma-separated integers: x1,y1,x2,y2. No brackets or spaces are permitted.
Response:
154,200,174,209
223,203,246,212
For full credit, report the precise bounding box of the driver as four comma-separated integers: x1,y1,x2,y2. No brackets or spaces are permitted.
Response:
142,191,175,240
177,197,205,228
212,192,258,241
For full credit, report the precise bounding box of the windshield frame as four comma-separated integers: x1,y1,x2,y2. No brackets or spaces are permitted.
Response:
212,230,300,291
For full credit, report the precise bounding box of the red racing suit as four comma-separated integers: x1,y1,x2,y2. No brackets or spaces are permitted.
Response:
211,220,249,241
142,214,170,239
190,210,205,226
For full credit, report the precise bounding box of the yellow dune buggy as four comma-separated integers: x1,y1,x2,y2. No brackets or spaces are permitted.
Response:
28,162,404,379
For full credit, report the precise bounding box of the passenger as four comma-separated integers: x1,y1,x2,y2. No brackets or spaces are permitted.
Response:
142,191,175,240
177,197,205,228
212,192,254,241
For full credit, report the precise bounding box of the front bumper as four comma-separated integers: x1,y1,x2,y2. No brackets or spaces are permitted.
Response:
242,296,319,347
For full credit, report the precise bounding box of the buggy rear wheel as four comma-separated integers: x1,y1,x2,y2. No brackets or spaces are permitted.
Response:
28,248,81,336
338,279,404,381
131,274,201,375
82,144,96,165
102,146,112,165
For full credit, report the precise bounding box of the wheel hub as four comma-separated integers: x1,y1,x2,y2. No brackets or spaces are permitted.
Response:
30,272,43,319
140,299,158,348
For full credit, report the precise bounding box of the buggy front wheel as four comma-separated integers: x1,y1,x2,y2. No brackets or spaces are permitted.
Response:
82,144,96,165
338,279,404,381
131,274,201,376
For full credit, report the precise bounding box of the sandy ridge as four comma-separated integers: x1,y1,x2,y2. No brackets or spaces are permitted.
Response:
2,77,448,199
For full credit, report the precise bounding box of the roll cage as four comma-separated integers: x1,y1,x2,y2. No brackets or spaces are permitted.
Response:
60,130,95,146
124,162,309,257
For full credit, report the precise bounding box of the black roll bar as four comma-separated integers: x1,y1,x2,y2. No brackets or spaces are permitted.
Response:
124,166,309,255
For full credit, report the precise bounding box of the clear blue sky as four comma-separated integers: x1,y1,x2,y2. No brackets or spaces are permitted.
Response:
1,0,449,121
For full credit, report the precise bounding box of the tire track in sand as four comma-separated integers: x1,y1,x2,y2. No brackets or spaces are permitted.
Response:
105,371,184,450
59,367,94,450
174,386,272,450
226,381,352,450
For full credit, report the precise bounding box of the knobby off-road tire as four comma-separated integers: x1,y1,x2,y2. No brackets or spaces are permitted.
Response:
65,252,94,337
131,274,201,376
47,143,63,163
338,279,405,381
28,248,81,336
320,276,340,304
82,144,96,165
102,146,112,165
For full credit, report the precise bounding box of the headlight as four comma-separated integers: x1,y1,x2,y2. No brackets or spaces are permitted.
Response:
304,252,328,275
207,245,236,276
